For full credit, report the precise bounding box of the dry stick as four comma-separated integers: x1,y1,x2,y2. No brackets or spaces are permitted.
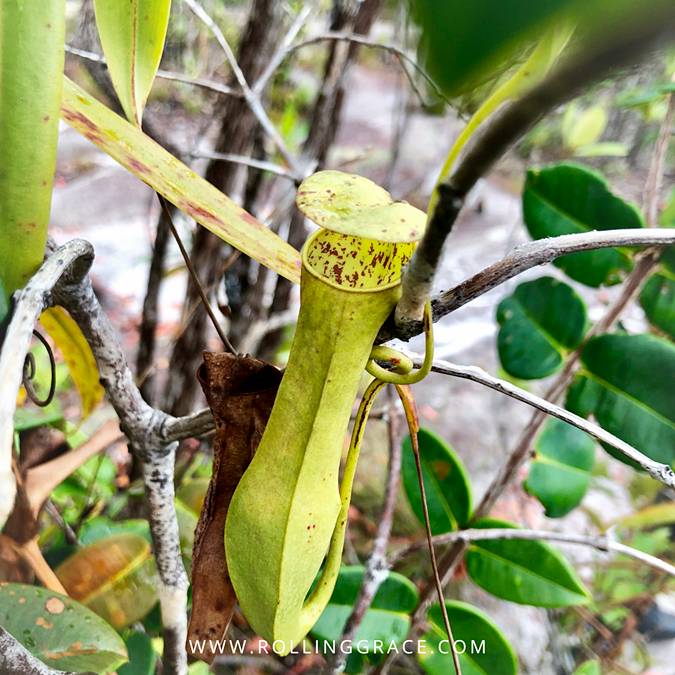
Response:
324,387,403,674
65,45,241,98
157,194,236,355
189,150,298,181
387,529,675,579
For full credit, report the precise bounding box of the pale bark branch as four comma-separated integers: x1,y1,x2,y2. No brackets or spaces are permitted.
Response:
387,528,675,579
394,22,675,327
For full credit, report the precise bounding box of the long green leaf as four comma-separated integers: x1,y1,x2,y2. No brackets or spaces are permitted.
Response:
567,333,675,468
401,427,472,533
419,601,517,675
523,162,644,287
61,76,301,283
465,518,590,607
0,583,127,673
0,0,65,295
497,276,588,379
640,273,675,339
93,0,171,126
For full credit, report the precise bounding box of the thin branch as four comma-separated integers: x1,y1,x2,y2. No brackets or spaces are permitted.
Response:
0,626,84,675
50,247,189,675
378,228,675,343
287,31,448,108
395,21,675,326
252,2,315,95
189,150,298,181
324,387,403,675
65,45,241,98
0,240,94,531
183,0,305,177
387,528,675,579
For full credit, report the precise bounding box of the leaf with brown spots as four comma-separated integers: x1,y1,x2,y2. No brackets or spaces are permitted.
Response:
55,533,158,630
187,352,281,664
61,77,302,284
296,171,427,243
0,583,127,672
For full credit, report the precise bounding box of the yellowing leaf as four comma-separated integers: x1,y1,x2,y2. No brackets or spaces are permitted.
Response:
40,306,104,418
566,105,607,150
61,76,302,284
93,0,171,126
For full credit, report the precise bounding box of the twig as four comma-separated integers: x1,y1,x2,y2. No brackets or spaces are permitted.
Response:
0,240,94,531
399,355,675,488
324,387,403,675
0,626,85,675
387,528,675,579
65,45,241,98
157,194,236,354
380,221,675,343
287,31,448,107
394,21,675,326
252,2,315,95
237,308,297,355
190,150,298,181
183,0,305,177
51,249,189,675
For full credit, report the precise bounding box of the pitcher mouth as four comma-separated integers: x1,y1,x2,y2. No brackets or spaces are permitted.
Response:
302,228,416,294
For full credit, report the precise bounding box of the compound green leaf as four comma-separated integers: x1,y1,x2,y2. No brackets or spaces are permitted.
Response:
311,566,418,674
419,601,517,675
0,0,65,295
296,171,426,243
497,276,588,379
523,163,644,287
0,583,127,673
640,273,675,339
61,76,302,284
93,0,171,126
465,518,590,606
55,533,158,631
401,428,472,533
524,417,595,517
566,333,675,468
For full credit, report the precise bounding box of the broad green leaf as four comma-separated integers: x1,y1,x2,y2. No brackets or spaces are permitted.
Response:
40,306,104,419
640,273,675,339
419,601,517,675
574,141,628,157
465,518,590,606
573,660,601,675
61,77,302,284
93,0,171,126
296,171,426,243
497,276,588,379
13,406,63,432
118,630,156,675
0,0,65,295
311,566,418,674
0,583,127,673
523,163,644,287
401,428,472,533
175,477,209,514
565,105,607,150
567,333,675,468
55,533,158,630
524,417,595,517
413,0,675,97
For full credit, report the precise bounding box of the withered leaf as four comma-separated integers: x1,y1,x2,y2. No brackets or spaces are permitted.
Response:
187,352,281,663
